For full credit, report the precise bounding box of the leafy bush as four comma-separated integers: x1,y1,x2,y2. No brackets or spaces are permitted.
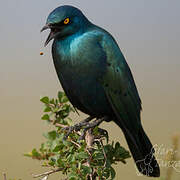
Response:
25,92,130,180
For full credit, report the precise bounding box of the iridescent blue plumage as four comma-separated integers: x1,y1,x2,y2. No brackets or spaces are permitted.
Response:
42,5,160,177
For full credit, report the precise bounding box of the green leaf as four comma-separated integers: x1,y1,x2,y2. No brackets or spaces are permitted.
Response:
76,152,89,160
93,151,104,160
57,158,65,167
68,173,78,180
47,131,57,140
44,106,51,112
81,165,92,175
53,107,60,113
114,144,131,160
62,140,72,146
48,159,55,166
58,91,64,101
40,96,49,104
51,140,58,151
53,144,62,152
71,155,76,163
32,148,41,158
24,152,32,157
41,114,49,120
102,167,110,179
93,126,99,135
97,167,103,178
110,167,116,179
49,98,55,104
115,142,120,151
40,143,45,153
61,96,68,103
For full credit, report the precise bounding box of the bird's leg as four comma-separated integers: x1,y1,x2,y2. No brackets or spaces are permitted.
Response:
84,117,107,129
63,116,109,139
73,116,95,131
62,116,95,139
79,116,109,140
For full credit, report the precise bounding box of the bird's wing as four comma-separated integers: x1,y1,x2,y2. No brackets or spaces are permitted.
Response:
98,31,161,177
99,31,142,132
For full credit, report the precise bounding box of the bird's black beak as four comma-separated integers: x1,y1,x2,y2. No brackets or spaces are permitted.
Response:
41,24,55,47
40,24,50,32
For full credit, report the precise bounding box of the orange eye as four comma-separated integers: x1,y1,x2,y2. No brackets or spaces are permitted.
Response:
64,18,70,24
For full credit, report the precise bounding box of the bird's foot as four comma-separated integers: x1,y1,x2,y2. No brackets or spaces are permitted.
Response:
79,117,108,140
95,128,109,142
62,116,108,140
62,116,94,139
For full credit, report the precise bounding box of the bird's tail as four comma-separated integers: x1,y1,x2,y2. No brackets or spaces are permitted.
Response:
115,121,160,177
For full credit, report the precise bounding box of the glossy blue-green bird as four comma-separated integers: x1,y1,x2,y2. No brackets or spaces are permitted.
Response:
41,5,160,177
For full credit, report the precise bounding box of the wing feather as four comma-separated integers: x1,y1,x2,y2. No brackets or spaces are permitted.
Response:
99,32,142,132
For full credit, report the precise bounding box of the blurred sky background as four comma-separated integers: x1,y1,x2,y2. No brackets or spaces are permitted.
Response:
0,0,180,179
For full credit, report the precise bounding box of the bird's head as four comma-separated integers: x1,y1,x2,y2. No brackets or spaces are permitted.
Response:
41,5,90,46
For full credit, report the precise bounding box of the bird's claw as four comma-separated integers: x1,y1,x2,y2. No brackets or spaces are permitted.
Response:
97,128,108,137
62,116,108,140
62,116,95,140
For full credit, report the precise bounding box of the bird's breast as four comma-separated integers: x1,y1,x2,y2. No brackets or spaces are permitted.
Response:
53,33,107,80
52,34,112,116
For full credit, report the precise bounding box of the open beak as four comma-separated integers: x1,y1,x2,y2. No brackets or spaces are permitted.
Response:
41,24,55,47
40,24,50,32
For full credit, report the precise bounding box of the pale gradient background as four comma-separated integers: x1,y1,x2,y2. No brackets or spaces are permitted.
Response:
0,0,180,179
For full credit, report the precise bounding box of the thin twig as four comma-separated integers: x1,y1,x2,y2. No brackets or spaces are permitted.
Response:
70,140,81,148
100,139,107,167
32,168,63,178
49,119,68,128
85,129,95,148
54,123,68,128
85,129,97,180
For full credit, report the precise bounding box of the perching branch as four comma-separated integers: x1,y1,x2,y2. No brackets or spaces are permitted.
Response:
32,168,63,178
